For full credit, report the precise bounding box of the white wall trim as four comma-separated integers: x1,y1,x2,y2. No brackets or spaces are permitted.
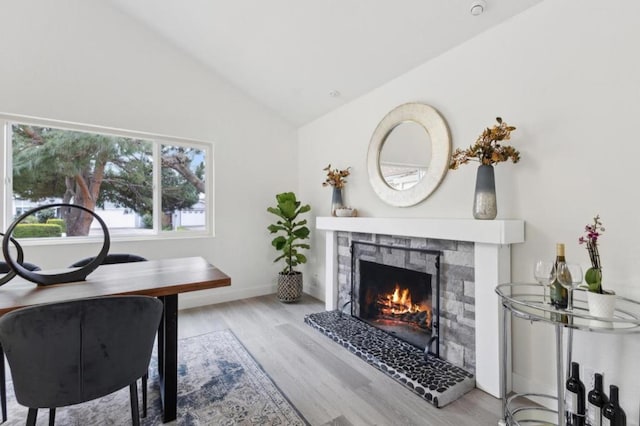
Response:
177,283,276,310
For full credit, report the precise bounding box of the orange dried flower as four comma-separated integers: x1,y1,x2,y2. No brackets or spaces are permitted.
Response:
449,117,520,169
322,164,351,189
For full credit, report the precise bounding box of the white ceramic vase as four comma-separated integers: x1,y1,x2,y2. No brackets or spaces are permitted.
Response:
586,291,616,319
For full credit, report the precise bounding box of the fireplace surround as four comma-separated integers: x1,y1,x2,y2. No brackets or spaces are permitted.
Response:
316,217,525,398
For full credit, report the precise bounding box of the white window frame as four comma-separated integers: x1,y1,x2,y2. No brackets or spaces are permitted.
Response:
0,113,214,245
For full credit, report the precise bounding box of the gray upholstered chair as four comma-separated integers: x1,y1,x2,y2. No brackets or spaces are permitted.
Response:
0,296,162,426
67,253,152,416
0,261,41,423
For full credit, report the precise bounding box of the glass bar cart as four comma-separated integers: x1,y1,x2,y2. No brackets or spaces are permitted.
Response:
495,283,640,426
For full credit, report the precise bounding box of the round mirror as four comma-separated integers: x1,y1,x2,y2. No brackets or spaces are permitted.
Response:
380,121,432,191
367,103,450,207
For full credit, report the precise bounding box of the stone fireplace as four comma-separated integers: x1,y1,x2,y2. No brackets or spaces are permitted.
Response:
316,217,525,398
355,255,434,351
345,235,475,373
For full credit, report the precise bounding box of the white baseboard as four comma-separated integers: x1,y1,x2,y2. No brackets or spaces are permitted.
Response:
178,284,324,309
177,284,326,310
305,285,325,303
177,284,277,310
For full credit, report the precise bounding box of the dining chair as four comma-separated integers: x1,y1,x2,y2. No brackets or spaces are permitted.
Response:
68,253,152,415
0,295,162,426
0,261,41,423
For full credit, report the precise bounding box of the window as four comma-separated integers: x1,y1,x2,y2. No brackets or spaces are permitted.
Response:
1,114,212,241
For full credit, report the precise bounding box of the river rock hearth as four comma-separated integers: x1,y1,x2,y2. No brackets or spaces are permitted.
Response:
305,310,475,408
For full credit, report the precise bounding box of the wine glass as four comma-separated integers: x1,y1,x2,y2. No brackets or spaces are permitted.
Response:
556,263,583,311
534,260,556,304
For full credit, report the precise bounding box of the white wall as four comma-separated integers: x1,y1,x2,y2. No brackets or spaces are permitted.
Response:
299,1,640,422
0,0,298,306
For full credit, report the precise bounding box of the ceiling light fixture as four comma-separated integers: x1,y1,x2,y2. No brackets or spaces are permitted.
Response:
328,90,341,98
470,0,486,16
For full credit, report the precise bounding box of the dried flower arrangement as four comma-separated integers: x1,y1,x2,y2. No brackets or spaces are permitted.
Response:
579,214,606,293
449,117,520,169
322,164,351,189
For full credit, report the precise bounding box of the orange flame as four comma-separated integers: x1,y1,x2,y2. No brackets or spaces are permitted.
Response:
382,284,426,314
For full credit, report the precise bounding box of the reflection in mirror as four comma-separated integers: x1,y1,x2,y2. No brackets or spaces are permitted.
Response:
380,121,432,190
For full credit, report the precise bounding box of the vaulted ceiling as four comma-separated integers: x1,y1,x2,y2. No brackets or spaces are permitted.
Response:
108,0,542,126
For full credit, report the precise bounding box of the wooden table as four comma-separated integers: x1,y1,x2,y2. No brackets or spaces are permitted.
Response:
0,256,231,423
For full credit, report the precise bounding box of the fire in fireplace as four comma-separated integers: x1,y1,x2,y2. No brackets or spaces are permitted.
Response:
356,259,433,350
377,283,431,328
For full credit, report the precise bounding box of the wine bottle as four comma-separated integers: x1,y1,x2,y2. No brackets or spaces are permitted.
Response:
602,385,626,426
587,373,608,426
566,361,586,426
550,243,569,309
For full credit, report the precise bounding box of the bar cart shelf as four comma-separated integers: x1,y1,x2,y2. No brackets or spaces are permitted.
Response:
495,284,640,426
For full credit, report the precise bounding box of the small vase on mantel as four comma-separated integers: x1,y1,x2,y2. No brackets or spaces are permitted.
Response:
331,187,344,216
472,164,497,220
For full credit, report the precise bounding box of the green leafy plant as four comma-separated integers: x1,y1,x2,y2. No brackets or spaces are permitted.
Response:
14,223,62,238
46,218,67,233
267,192,311,274
449,117,520,169
579,214,606,293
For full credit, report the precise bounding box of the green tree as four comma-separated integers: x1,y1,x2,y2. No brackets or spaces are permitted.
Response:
11,125,205,236
99,146,203,229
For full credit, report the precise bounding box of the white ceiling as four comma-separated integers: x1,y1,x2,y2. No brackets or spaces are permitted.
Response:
107,0,542,126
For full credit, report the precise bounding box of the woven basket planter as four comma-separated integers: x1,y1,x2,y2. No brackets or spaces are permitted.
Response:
277,272,303,303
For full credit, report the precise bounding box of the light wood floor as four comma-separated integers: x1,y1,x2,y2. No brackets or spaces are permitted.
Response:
178,293,503,426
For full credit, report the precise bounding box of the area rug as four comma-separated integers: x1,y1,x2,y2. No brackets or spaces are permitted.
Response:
3,329,308,425
305,310,475,408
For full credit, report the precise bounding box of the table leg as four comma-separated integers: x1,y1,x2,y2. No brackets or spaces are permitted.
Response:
157,295,178,423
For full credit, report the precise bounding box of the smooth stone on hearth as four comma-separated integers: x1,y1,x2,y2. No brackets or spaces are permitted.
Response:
304,310,475,408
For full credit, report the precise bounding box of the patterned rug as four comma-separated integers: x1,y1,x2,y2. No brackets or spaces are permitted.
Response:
3,329,308,425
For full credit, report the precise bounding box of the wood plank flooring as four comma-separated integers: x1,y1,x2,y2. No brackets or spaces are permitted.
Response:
178,293,503,426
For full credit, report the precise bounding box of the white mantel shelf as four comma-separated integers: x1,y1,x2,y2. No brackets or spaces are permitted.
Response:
316,217,524,245
316,216,526,399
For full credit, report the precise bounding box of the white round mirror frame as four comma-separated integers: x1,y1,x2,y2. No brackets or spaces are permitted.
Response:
367,103,451,207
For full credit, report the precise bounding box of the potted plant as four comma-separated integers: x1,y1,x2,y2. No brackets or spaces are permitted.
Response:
449,117,520,220
267,192,311,302
578,215,615,317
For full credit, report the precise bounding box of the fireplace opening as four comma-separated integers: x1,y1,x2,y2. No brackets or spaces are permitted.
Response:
350,241,441,356
358,260,432,349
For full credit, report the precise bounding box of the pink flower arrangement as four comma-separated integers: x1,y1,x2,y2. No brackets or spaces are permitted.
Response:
578,214,605,292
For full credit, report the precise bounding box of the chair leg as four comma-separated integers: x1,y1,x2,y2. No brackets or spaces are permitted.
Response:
142,372,148,417
0,344,6,423
49,408,55,426
129,382,140,426
26,408,37,426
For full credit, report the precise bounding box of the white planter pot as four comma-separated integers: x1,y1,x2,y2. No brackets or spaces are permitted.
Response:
587,291,616,319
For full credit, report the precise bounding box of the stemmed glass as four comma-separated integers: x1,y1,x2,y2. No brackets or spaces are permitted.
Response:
534,260,556,304
557,263,583,311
